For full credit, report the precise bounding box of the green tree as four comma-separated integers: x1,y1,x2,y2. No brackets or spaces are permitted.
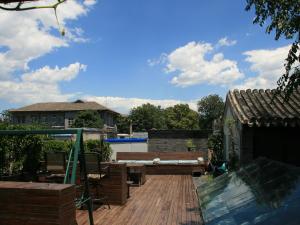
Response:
197,95,224,130
164,104,199,130
129,103,165,131
116,114,130,134
72,110,103,128
0,110,11,123
245,0,300,98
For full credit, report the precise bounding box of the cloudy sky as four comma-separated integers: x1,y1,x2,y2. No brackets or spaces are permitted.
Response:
0,0,292,113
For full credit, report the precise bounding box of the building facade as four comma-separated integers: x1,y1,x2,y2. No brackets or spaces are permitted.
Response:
9,100,119,129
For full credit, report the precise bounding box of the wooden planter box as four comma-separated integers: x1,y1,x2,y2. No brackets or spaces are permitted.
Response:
0,181,76,225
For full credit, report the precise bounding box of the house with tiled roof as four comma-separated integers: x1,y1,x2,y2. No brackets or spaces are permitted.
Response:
9,100,119,129
224,89,300,167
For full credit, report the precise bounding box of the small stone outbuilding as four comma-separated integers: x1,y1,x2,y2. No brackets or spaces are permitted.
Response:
224,89,300,167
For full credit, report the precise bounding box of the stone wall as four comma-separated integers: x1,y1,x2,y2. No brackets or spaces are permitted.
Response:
148,130,210,158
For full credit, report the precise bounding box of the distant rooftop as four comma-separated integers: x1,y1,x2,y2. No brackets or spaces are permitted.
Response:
226,89,300,127
10,99,119,114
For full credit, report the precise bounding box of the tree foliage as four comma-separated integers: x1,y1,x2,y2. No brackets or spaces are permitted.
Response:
197,95,224,129
0,124,46,177
129,103,201,131
0,110,11,123
0,123,113,177
43,140,72,154
72,110,103,128
208,133,224,164
129,103,165,131
84,140,112,162
164,104,199,130
245,0,300,98
115,115,130,134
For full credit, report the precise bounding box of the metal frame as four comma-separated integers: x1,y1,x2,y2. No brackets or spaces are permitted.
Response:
0,128,94,225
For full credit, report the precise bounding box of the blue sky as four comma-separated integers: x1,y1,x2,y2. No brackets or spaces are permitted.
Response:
0,0,292,113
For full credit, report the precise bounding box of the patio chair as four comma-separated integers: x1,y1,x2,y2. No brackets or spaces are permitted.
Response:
84,152,110,209
44,152,66,183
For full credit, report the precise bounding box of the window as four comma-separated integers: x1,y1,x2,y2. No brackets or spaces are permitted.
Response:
41,116,46,123
68,118,74,127
31,115,39,123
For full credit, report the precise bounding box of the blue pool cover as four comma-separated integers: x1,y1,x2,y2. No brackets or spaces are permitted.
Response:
104,138,147,143
197,158,300,225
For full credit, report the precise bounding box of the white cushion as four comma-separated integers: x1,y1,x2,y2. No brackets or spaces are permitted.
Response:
153,158,160,164
134,160,153,165
197,157,205,165
178,160,198,165
118,160,136,163
159,160,179,165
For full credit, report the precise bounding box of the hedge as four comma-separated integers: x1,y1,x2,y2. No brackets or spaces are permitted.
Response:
0,123,112,177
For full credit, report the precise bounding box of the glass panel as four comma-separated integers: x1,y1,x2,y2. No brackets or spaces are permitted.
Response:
196,158,300,225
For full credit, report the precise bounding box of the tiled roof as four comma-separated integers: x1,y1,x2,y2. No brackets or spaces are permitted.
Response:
226,89,300,127
10,100,119,114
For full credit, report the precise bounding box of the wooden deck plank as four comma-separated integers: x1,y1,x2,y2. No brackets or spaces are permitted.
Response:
140,176,165,225
76,175,203,225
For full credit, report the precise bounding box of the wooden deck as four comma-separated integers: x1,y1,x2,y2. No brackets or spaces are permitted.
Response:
76,175,203,225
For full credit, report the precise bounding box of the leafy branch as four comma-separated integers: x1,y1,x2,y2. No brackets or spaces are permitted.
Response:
0,0,67,35
245,0,300,99
0,0,66,11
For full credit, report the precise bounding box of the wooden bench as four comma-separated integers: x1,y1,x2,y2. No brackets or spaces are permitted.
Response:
117,152,205,160
117,152,207,175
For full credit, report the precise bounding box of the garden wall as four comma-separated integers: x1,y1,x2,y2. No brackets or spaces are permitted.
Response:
148,130,209,157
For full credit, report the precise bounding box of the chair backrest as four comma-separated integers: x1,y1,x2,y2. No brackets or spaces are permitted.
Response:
46,152,66,173
84,153,101,174
84,152,110,178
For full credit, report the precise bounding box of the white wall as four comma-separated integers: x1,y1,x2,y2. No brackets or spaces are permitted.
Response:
110,142,148,160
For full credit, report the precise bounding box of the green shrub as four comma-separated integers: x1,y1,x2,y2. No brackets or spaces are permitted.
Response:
0,123,112,177
85,139,112,161
208,132,224,164
42,140,72,154
0,124,46,176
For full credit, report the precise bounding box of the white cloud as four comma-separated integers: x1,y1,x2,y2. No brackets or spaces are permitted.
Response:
164,41,243,87
236,45,290,89
84,0,97,6
22,62,87,83
147,53,167,67
84,96,198,114
0,0,95,103
0,63,86,104
0,0,91,80
217,37,237,47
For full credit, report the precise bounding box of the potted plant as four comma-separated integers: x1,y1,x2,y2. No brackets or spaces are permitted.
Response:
186,139,196,152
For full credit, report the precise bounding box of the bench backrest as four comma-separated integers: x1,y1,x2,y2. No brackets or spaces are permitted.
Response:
116,152,204,160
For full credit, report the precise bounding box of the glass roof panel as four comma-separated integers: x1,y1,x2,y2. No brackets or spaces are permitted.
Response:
197,158,300,225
